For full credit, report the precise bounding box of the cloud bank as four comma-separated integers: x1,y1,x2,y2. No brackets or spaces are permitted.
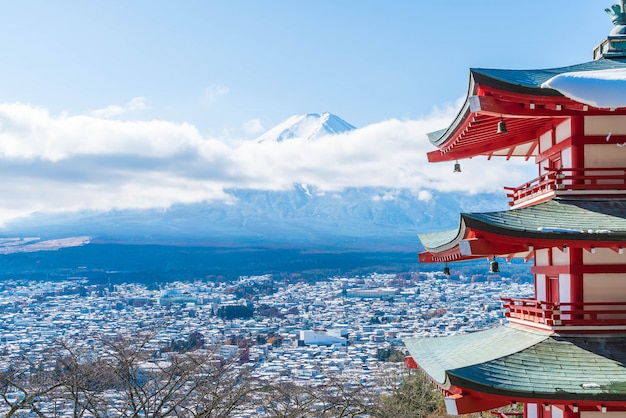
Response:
0,100,536,224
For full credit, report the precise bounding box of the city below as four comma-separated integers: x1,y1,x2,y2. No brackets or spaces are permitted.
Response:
0,269,533,416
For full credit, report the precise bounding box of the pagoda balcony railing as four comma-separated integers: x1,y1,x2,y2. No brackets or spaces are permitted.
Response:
501,297,626,327
505,167,626,207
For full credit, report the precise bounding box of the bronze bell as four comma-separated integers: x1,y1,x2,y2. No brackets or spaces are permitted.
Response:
453,161,461,173
443,266,451,276
497,118,507,134
489,258,500,273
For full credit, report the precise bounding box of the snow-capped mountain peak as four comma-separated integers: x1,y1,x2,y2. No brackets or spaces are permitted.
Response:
256,112,356,143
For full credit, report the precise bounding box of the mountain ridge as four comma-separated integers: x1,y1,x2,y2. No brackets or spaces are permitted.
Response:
0,113,509,254
0,186,508,252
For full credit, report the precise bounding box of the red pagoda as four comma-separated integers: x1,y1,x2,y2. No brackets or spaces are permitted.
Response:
404,3,626,417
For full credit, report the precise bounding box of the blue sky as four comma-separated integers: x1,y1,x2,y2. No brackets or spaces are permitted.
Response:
0,1,617,222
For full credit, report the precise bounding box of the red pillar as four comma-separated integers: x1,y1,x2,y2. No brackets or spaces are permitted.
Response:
570,248,584,316
570,116,585,316
570,116,585,180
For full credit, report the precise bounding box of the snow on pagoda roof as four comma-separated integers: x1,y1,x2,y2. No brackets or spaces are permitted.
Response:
542,68,626,109
471,58,626,94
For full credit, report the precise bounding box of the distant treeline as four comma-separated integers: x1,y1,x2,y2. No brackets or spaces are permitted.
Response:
0,243,532,284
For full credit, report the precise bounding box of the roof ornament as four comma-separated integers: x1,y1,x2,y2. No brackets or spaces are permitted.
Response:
594,0,626,58
606,1,626,28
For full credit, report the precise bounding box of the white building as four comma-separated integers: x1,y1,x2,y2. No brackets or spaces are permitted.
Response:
299,330,347,346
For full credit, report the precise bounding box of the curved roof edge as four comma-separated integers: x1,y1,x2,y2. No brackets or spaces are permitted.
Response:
403,324,550,387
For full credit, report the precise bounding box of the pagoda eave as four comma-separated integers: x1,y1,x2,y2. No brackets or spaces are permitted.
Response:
427,74,626,163
418,199,626,263
419,228,626,264
418,238,530,263
447,375,626,404
438,385,626,416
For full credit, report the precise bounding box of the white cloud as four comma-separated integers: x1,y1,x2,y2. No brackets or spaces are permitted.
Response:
91,97,149,118
0,101,537,224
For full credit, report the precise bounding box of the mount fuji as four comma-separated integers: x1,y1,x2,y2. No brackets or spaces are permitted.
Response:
0,113,507,255
255,112,355,142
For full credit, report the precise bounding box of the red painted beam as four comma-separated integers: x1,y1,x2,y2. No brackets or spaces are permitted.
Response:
531,263,626,275
461,238,529,256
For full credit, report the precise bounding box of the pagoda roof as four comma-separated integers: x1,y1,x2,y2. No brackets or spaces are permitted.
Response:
404,324,626,402
418,198,626,261
469,58,626,101
427,57,626,162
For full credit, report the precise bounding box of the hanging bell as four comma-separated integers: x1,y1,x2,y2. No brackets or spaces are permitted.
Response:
443,266,451,276
497,117,507,134
489,258,500,273
453,161,461,173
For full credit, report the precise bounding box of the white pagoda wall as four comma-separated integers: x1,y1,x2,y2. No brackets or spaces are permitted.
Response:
554,249,571,307
583,249,626,303
555,119,571,144
526,403,538,418
539,130,552,156
583,248,626,264
536,273,547,301
561,146,572,171
582,249,626,318
538,119,570,156
538,119,572,181
535,248,548,301
534,248,572,304
584,115,626,136
551,406,564,418
584,273,626,302
584,143,626,167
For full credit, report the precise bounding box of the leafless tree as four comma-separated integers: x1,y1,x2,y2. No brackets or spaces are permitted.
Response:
259,381,321,418
180,356,259,417
43,332,257,417
257,369,386,418
0,353,66,417
369,370,444,418
0,336,450,418
315,375,371,417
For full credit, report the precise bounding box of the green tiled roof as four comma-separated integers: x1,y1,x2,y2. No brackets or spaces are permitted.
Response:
404,325,626,400
418,198,626,252
454,334,626,400
404,325,549,385
417,228,461,251
464,198,626,240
